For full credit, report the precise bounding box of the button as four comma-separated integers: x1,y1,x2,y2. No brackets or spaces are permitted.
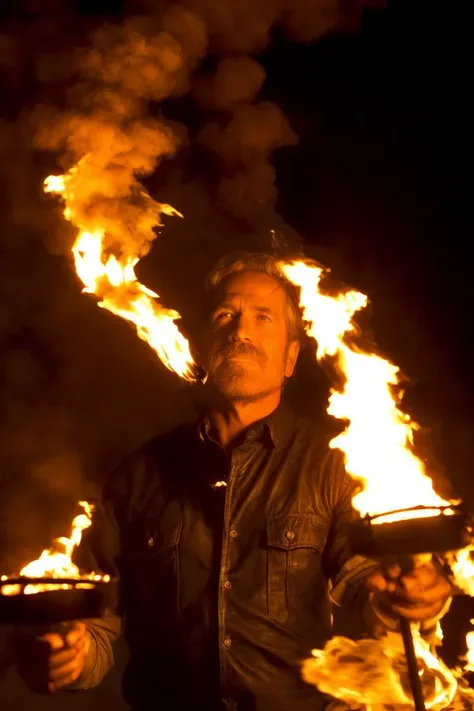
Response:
224,580,232,590
147,536,155,547
285,530,295,541
229,529,238,538
223,637,232,648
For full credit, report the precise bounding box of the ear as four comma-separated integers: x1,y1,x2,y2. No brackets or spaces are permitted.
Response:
284,340,300,378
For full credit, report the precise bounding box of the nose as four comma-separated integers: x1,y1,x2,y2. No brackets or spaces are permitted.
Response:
228,313,251,343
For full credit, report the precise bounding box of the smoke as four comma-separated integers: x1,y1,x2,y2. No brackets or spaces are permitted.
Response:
0,0,380,569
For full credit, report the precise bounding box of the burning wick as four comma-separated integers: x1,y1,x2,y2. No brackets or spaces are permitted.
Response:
44,165,197,382
0,501,109,596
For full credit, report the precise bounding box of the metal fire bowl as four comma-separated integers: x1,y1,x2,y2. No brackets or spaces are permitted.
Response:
349,507,471,558
0,578,117,626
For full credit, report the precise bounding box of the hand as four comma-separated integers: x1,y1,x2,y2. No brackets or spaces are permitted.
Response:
11,621,90,693
366,557,452,623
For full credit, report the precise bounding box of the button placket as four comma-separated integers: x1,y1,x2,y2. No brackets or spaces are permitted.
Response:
219,463,238,686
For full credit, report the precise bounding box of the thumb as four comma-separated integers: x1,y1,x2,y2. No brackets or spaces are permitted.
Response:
37,633,64,652
366,569,387,592
65,622,86,648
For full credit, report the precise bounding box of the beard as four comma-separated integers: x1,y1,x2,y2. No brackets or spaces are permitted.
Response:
207,342,270,400
208,343,282,402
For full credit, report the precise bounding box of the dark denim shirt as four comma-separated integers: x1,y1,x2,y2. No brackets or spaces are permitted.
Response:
79,401,378,711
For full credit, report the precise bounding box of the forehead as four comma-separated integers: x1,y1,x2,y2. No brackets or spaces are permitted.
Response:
216,271,288,308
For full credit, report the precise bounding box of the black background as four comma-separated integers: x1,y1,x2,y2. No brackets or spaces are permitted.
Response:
0,0,472,708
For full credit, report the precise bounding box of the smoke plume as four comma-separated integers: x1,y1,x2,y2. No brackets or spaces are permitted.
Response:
0,0,380,570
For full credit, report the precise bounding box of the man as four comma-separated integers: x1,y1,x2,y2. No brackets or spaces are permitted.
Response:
10,252,452,710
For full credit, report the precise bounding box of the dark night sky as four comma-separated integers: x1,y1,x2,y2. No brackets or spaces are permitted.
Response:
0,0,473,708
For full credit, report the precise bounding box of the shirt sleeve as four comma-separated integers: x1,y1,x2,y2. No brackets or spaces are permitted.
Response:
320,454,379,638
68,614,122,690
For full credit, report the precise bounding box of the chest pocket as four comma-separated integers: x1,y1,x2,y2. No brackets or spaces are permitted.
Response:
266,515,328,624
123,505,182,628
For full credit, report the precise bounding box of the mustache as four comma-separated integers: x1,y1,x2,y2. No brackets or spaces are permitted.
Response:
217,342,264,360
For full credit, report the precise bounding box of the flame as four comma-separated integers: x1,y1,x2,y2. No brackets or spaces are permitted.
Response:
465,621,474,673
445,546,474,597
0,501,109,596
280,261,452,523
302,630,459,711
281,260,474,708
44,166,196,381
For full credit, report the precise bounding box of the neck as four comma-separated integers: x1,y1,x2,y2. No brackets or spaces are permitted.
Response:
208,390,282,448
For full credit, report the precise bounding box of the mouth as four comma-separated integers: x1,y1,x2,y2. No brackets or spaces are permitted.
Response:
224,354,260,365
227,354,257,360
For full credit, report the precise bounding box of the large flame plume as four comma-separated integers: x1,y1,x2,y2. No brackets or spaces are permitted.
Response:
0,501,109,596
44,165,196,381
281,260,452,523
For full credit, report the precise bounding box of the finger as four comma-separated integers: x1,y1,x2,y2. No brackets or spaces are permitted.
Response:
49,656,84,683
49,666,82,692
64,622,86,648
383,562,402,580
367,570,398,594
48,640,85,670
367,570,388,593
37,633,64,652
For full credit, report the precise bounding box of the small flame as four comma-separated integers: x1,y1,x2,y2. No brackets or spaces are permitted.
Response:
0,501,109,596
281,261,453,523
44,166,196,381
465,621,474,673
445,546,474,597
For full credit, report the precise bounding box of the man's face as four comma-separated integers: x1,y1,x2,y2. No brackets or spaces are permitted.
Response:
203,271,300,401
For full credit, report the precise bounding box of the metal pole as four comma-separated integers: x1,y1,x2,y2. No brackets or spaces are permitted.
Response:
399,617,426,711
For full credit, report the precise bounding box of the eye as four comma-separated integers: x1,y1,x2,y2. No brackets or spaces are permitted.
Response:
256,313,271,322
214,311,233,322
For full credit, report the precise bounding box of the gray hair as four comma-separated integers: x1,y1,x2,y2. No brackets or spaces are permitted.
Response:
204,251,302,341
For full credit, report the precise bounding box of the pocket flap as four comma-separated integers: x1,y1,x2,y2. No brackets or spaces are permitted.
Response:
128,510,182,553
267,515,328,552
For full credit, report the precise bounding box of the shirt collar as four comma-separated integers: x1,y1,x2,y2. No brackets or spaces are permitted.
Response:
197,398,294,450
